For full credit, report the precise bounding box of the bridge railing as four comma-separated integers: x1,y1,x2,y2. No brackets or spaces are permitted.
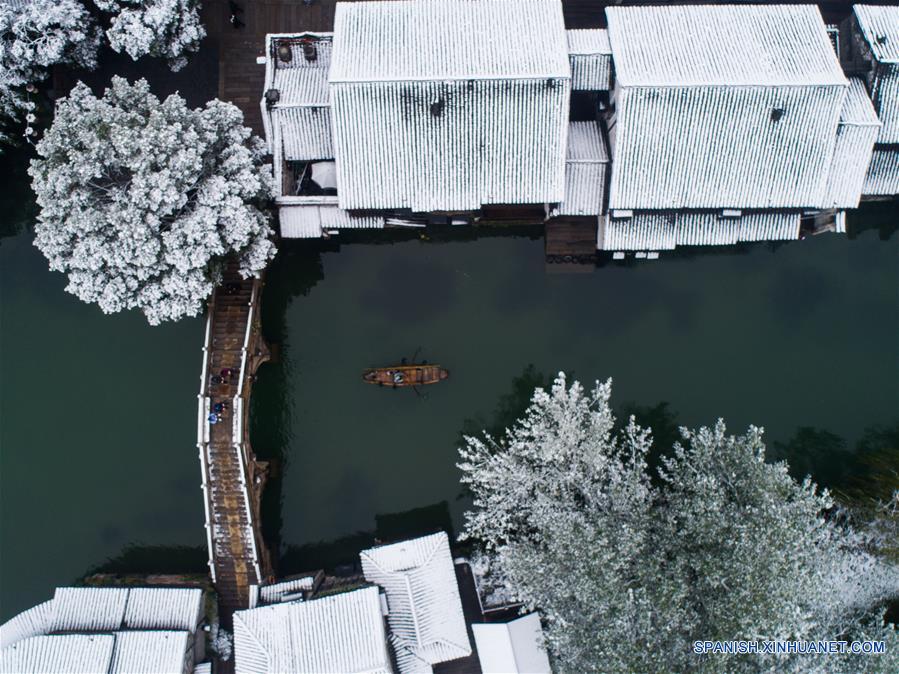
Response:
197,309,217,583
231,279,263,582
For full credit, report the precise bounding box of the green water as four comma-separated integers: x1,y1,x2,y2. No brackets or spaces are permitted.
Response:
0,230,205,621
2,206,897,619
250,216,898,573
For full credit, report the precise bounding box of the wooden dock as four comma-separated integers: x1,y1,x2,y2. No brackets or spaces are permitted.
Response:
197,260,273,628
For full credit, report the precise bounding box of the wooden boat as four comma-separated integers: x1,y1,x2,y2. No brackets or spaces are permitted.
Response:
362,364,449,388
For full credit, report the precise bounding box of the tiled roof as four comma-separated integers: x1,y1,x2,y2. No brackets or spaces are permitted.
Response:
600,211,801,251
264,34,335,164
2,587,203,647
0,601,53,649
329,0,570,211
233,586,393,674
862,149,899,196
50,588,130,633
330,0,569,83
609,84,845,210
854,5,899,63
109,631,191,674
0,634,115,674
554,122,608,216
825,78,880,208
854,6,899,143
361,532,471,672
606,5,845,87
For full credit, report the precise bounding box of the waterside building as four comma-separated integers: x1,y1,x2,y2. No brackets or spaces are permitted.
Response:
261,1,898,254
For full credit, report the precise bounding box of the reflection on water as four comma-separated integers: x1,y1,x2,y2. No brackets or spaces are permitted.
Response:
249,214,898,575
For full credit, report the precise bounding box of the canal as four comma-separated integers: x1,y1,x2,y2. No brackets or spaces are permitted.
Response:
2,177,897,617
249,211,899,574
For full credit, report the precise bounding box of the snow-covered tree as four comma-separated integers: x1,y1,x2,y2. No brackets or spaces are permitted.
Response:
0,0,101,143
94,0,205,71
29,77,275,325
459,373,899,673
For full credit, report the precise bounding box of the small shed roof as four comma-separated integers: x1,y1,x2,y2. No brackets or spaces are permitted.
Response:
330,0,569,83
233,586,393,674
360,532,471,670
553,122,608,216
566,29,611,55
606,5,846,87
854,5,899,63
567,121,608,162
257,575,316,605
472,614,552,674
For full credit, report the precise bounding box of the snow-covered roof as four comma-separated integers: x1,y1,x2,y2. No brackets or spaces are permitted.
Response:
278,199,385,238
233,586,392,674
1,587,203,648
108,631,191,674
838,77,881,127
1,590,201,674
606,5,846,87
854,5,899,63
610,83,846,210
852,6,899,143
566,29,610,56
471,614,551,674
257,575,317,605
263,34,335,164
600,211,801,251
0,601,53,649
826,78,880,208
567,121,608,163
567,30,612,91
360,532,471,671
606,5,849,211
0,632,192,674
330,0,569,83
862,149,899,196
50,587,130,632
123,588,205,631
553,121,608,216
328,0,570,212
272,38,332,105
0,634,115,674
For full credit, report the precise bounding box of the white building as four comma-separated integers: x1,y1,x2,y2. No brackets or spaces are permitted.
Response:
233,586,394,674
472,613,552,674
261,1,897,252
329,0,570,214
0,586,207,674
232,532,474,674
360,532,472,673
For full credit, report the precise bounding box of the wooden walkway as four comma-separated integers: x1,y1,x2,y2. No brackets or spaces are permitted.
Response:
197,260,273,627
203,0,344,136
